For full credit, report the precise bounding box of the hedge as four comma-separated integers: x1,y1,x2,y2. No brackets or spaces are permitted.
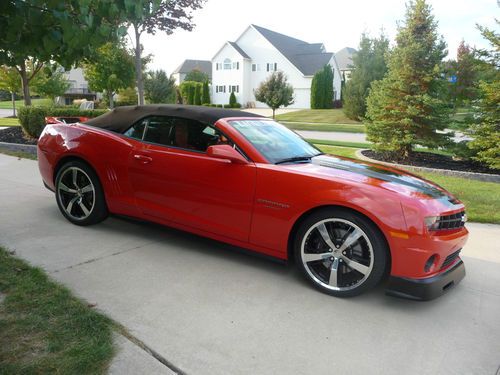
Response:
18,106,109,139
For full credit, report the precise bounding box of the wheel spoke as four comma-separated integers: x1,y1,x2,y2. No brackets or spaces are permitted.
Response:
317,223,336,249
78,200,90,216
66,196,79,215
339,255,369,275
72,168,78,188
303,252,332,263
328,257,340,287
59,182,77,194
338,228,362,252
80,184,93,194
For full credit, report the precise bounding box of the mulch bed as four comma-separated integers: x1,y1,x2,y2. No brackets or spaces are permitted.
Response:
362,150,500,175
0,127,37,145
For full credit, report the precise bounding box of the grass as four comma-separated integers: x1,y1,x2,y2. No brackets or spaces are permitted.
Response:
0,148,37,160
0,247,116,374
0,98,52,109
275,109,361,124
282,122,365,133
0,118,20,126
316,144,500,224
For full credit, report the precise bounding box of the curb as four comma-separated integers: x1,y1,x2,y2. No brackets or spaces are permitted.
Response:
355,149,500,183
0,142,37,156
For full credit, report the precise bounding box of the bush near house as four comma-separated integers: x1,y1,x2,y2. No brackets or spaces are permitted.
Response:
229,92,237,107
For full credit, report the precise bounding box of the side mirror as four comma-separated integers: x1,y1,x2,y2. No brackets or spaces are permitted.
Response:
207,144,248,164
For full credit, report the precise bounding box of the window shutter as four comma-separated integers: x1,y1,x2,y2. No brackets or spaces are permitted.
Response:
274,63,277,71
267,63,269,72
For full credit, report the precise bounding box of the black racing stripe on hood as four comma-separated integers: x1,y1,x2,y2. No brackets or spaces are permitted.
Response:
312,155,448,199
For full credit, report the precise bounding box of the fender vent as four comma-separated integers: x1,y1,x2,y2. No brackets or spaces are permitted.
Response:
441,249,461,270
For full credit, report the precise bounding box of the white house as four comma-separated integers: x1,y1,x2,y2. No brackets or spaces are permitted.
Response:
211,25,342,109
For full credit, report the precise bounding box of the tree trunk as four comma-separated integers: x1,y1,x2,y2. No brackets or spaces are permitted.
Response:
108,91,114,109
19,62,31,106
11,92,16,117
134,24,144,106
272,108,276,119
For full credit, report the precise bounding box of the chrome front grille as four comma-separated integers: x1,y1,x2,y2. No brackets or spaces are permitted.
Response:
437,211,466,230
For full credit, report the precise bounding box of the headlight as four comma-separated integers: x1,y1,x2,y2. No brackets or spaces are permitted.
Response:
424,216,440,231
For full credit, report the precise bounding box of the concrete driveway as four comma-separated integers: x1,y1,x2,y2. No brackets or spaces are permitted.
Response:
1,154,499,375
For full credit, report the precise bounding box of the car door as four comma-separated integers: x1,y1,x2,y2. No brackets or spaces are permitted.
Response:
126,116,256,242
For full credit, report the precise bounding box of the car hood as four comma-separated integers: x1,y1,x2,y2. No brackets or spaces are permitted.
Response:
286,154,458,203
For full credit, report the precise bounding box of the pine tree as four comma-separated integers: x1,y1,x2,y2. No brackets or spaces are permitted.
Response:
343,32,389,120
202,81,210,104
366,0,450,160
194,83,202,105
310,65,334,109
453,41,478,105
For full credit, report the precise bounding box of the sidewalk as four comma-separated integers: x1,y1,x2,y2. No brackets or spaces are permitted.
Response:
1,153,499,375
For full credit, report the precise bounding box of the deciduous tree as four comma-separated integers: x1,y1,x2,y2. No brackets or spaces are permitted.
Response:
366,0,450,160
254,71,294,118
32,66,70,104
124,0,206,105
0,0,123,105
185,69,209,83
0,66,21,116
83,43,135,109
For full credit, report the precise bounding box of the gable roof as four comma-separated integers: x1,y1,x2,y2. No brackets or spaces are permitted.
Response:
335,47,357,71
251,24,333,76
173,60,212,77
227,41,250,59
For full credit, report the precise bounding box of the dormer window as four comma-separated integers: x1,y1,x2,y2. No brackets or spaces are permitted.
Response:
224,58,232,70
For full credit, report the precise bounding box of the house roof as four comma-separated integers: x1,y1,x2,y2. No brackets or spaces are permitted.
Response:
172,60,212,77
227,41,250,59
335,47,357,71
84,105,263,133
251,24,333,76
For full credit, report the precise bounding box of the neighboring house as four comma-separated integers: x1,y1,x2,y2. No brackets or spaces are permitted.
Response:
172,59,212,85
57,68,96,105
211,24,342,109
335,47,357,81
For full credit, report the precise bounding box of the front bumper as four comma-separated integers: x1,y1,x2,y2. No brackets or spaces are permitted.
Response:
385,259,465,301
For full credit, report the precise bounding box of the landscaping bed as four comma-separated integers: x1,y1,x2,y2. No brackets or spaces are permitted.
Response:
0,126,37,145
362,149,499,176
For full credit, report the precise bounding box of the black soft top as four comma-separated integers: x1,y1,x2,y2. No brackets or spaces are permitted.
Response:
84,104,265,133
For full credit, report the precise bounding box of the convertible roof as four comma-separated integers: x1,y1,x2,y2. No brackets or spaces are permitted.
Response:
84,104,265,133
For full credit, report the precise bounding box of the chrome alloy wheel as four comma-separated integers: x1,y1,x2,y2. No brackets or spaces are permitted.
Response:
57,167,95,220
300,218,374,291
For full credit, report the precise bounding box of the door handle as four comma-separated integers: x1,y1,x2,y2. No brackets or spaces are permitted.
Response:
133,154,153,163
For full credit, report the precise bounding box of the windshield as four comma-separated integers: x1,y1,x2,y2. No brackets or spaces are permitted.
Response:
229,119,322,164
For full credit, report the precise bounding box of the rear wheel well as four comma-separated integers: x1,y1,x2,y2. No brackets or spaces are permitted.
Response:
53,156,92,184
287,205,391,276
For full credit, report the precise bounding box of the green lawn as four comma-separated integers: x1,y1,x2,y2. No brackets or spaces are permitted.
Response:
275,109,361,124
282,122,366,133
0,247,116,374
316,144,500,224
0,118,20,126
0,98,52,109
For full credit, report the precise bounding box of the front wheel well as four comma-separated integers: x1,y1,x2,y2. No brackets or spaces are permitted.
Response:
287,205,391,275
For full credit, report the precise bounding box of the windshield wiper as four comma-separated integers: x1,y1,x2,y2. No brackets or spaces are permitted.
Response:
275,155,315,165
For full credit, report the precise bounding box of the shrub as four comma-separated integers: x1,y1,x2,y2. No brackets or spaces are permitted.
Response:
232,103,242,108
18,106,48,138
202,81,210,104
48,107,108,118
194,84,202,105
229,92,237,107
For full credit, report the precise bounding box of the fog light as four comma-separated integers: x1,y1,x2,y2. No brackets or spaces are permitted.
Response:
424,255,438,273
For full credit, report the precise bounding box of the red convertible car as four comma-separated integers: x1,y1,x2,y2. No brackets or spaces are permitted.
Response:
37,105,468,300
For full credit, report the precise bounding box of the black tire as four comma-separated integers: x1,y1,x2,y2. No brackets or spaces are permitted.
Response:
294,207,388,297
55,160,108,226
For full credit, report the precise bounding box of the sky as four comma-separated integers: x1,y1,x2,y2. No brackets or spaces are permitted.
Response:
135,0,499,74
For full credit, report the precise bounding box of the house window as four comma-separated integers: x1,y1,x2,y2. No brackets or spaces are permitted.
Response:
266,63,277,72
229,85,239,93
216,63,223,71
224,58,232,70
252,64,261,72
216,85,226,93
232,62,239,70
